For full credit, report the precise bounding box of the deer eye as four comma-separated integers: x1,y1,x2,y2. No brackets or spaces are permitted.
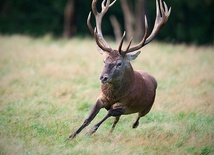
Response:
116,62,122,67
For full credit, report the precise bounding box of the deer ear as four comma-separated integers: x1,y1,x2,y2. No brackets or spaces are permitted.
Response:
126,51,141,61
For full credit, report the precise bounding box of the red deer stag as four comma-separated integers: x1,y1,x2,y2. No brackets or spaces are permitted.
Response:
68,0,171,140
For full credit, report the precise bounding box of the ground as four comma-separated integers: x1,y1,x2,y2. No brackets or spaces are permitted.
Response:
0,35,213,154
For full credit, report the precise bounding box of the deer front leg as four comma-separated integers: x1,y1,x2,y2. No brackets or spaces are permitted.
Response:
86,107,125,135
67,99,104,140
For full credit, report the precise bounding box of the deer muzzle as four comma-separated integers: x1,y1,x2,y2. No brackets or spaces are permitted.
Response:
100,74,111,84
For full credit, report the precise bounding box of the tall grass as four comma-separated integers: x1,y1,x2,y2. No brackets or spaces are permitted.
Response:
0,35,213,155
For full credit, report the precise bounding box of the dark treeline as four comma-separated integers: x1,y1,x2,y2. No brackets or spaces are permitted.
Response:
0,0,213,45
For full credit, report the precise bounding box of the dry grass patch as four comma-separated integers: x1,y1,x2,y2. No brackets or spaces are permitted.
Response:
0,35,213,155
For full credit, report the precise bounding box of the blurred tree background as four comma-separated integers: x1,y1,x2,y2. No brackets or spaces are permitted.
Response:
0,0,213,45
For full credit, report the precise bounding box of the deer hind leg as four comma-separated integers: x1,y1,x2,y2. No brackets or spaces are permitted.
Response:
132,104,154,128
110,116,120,133
132,112,143,128
86,107,125,135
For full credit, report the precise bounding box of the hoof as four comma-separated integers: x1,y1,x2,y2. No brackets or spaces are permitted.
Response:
132,122,139,128
86,126,98,135
66,134,76,141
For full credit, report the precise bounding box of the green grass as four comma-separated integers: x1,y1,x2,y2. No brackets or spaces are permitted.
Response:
0,35,213,155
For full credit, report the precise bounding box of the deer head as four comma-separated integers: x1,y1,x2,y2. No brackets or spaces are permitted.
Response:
87,0,171,84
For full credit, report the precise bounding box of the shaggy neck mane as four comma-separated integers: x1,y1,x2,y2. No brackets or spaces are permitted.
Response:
101,65,135,101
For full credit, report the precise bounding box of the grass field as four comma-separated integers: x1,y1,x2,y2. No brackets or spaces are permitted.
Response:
0,35,213,155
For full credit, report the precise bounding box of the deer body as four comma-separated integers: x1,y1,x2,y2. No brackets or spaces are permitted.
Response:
68,0,170,140
100,64,157,116
101,71,157,119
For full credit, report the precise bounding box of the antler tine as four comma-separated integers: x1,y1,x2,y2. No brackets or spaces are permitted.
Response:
91,0,98,16
88,0,114,53
118,31,126,54
163,1,168,14
126,16,148,53
94,28,112,52
109,0,117,7
101,0,109,15
143,0,171,45
159,0,164,18
125,37,133,52
164,1,171,17
87,12,94,35
94,0,113,35
101,0,116,13
125,0,171,53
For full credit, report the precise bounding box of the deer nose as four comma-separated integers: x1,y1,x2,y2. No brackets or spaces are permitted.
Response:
100,74,109,83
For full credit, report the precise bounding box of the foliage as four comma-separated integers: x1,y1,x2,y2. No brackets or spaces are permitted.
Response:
0,0,66,36
0,0,214,44
0,35,213,154
166,0,214,44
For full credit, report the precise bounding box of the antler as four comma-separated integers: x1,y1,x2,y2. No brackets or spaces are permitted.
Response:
87,0,116,53
122,0,171,54
88,0,171,56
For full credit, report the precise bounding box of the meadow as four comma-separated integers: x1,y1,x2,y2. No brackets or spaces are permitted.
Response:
0,35,213,155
